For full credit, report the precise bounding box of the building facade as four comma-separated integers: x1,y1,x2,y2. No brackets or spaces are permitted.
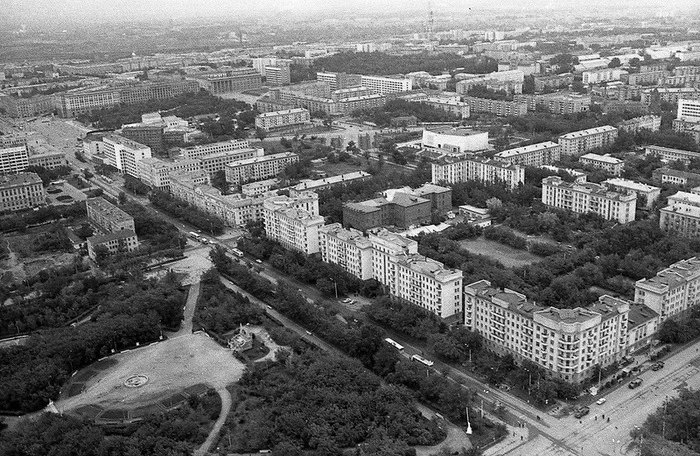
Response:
579,153,624,176
432,155,525,190
0,146,29,175
602,178,660,210
359,75,412,95
318,223,374,280
262,193,325,255
421,127,489,153
494,141,561,167
178,139,251,160
635,257,700,321
558,126,618,157
0,172,45,213
617,115,661,134
542,176,636,224
86,197,136,233
254,108,311,132
101,135,152,178
462,96,528,117
224,152,299,186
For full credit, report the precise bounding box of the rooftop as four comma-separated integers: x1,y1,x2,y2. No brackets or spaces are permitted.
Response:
103,134,150,150
580,153,623,165
636,257,700,292
559,125,617,140
256,108,309,118
292,171,370,191
397,254,462,282
627,302,659,329
225,152,297,168
0,172,42,187
602,178,659,193
425,126,486,137
667,191,700,207
86,197,133,223
495,141,560,159
543,176,636,201
88,229,137,244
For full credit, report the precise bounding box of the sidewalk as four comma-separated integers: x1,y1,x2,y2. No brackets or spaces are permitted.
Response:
482,422,530,456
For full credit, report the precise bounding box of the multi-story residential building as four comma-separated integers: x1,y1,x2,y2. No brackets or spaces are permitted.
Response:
136,157,202,190
645,145,700,165
335,94,387,114
617,115,661,134
262,193,325,254
673,99,700,139
541,176,636,224
0,94,54,118
120,124,165,155
533,73,574,92
254,108,311,132
456,76,523,95
27,152,68,170
640,88,700,105
635,257,700,321
0,134,28,149
86,197,135,233
624,70,666,86
265,63,291,86
316,72,362,91
224,152,299,186
331,87,374,101
359,75,412,95
462,96,528,117
432,155,525,190
169,172,272,227
343,184,452,231
0,172,45,213
582,68,627,84
100,135,152,178
658,191,700,238
290,171,371,195
513,93,591,114
198,149,265,176
558,126,618,157
369,230,463,319
252,57,280,76
421,127,489,154
494,141,561,167
418,97,470,118
87,230,139,260
579,153,624,176
602,178,660,209
318,223,374,280
178,139,251,160
465,280,632,384
652,167,700,187
0,146,29,175
627,303,660,353
189,68,262,94
53,87,121,117
241,178,279,197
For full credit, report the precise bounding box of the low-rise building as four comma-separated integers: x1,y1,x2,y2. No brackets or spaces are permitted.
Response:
634,257,700,321
318,223,374,280
27,152,68,170
421,127,489,154
254,108,311,132
541,176,636,224
0,172,45,213
533,73,574,92
289,171,371,196
617,115,661,134
262,193,325,255
579,153,624,176
558,126,618,157
241,178,279,197
494,141,561,167
513,93,591,114
645,145,700,165
462,96,528,117
86,197,135,233
582,68,627,84
87,230,139,260
602,178,660,209
224,152,299,186
652,167,700,188
432,155,524,190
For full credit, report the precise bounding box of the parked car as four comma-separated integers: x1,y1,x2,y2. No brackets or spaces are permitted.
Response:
596,398,607,405
574,406,590,418
629,378,643,389
651,362,665,371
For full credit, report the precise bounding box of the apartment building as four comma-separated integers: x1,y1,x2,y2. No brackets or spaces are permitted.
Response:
262,193,325,254
335,94,387,114
658,191,700,238
558,126,618,157
635,257,700,321
136,157,202,190
189,68,262,94
318,223,374,280
120,124,165,155
53,87,120,117
28,152,68,170
421,127,489,154
465,280,632,384
101,135,152,178
582,68,626,84
241,179,279,197
579,153,624,176
617,115,661,134
640,88,700,105
254,108,311,132
494,141,561,167
359,75,412,95
169,172,272,227
316,72,362,91
224,152,299,186
369,230,463,319
0,172,45,213
86,197,135,233
178,139,251,160
513,93,591,114
645,145,700,165
290,171,371,196
418,97,470,118
432,155,525,190
533,73,574,92
265,62,291,86
462,96,528,117
602,178,660,209
0,146,29,175
198,149,265,176
652,167,700,187
0,94,54,118
87,230,139,260
541,176,636,224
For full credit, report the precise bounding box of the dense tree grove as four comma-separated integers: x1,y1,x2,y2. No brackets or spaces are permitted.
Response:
310,52,498,76
0,201,86,233
32,222,73,253
195,269,265,334
640,388,700,454
25,165,72,186
120,200,186,251
0,274,185,412
0,392,221,455
351,99,460,127
366,296,447,340
148,190,225,235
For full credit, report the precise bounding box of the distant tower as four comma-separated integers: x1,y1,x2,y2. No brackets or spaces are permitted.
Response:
427,1,434,38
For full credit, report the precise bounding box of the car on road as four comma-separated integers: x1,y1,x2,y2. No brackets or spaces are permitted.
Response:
305,330,312,336
596,398,607,405
651,362,665,371
629,378,643,389
341,298,352,303
256,259,263,264
574,406,590,418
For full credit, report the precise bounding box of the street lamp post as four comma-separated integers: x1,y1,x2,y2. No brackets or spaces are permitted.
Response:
329,277,338,299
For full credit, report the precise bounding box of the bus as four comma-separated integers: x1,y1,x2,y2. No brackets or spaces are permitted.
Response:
230,248,244,258
411,354,434,367
188,232,201,240
384,338,404,351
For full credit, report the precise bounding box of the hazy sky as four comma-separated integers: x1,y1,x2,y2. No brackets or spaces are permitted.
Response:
4,0,699,24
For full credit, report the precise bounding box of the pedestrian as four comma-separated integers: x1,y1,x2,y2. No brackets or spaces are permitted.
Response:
521,436,523,441
602,414,605,419
595,416,597,421
607,417,610,423
579,420,582,424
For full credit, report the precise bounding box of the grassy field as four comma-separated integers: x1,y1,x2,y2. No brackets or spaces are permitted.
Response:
459,237,542,268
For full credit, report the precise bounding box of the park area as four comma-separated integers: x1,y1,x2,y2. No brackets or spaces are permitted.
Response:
459,237,542,268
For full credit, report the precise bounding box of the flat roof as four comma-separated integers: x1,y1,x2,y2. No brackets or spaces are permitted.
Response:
495,141,560,158
257,108,309,118
602,178,659,193
0,172,42,187
559,125,617,139
580,153,623,164
225,152,297,168
88,229,137,244
425,126,486,137
86,197,133,223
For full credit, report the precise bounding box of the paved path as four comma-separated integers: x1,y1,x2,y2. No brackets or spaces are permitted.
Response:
194,387,232,456
172,281,200,338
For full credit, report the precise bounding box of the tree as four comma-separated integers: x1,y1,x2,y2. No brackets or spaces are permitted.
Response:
255,128,267,141
608,57,621,68
118,191,127,205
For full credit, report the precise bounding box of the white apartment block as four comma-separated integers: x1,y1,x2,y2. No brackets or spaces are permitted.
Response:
369,230,463,319
169,172,273,228
677,98,700,122
602,178,660,209
101,135,152,178
178,139,250,160
432,156,525,190
558,126,618,157
137,157,202,190
579,153,624,176
224,152,299,186
542,176,636,224
254,108,310,132
582,68,626,85
617,115,661,134
494,141,561,167
659,191,700,238
241,178,279,197
318,223,374,280
0,172,45,213
645,145,700,164
465,280,631,384
262,193,325,255
0,145,29,175
359,75,412,95
635,257,700,321
420,97,470,118
198,148,265,175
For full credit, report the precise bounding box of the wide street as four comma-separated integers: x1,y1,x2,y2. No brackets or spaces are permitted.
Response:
16,115,700,456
